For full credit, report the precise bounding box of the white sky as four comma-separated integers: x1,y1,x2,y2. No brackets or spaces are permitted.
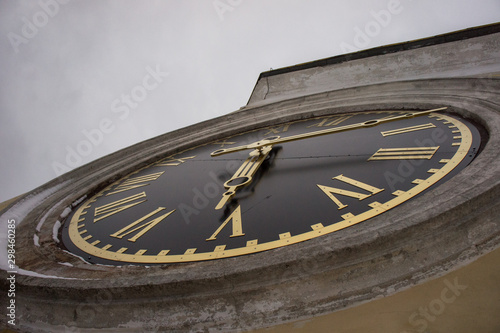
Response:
0,0,499,203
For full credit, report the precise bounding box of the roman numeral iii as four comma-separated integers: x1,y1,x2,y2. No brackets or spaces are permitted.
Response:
368,147,439,161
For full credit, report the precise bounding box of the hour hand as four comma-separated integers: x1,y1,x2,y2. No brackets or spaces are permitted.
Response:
211,136,279,157
215,146,272,210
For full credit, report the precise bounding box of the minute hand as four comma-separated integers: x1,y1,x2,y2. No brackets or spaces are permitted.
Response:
211,107,447,157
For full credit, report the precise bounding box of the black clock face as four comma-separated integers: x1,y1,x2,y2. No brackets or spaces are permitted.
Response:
61,110,482,265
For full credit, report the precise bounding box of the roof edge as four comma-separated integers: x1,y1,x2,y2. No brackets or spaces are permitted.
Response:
257,22,500,80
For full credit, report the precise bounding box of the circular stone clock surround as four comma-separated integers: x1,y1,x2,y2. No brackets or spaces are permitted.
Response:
2,77,500,332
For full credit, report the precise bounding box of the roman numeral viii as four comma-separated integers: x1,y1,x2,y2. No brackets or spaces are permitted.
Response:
94,192,147,223
317,175,384,210
93,192,175,242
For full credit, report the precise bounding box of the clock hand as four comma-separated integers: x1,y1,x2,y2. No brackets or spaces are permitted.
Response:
215,145,273,210
211,107,447,156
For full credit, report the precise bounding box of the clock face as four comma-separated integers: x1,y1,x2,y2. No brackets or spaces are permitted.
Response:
61,110,482,265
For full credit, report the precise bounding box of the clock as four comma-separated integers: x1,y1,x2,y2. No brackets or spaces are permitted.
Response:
61,107,482,265
5,26,499,332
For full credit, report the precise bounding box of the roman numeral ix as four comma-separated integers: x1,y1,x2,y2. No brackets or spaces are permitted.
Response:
368,147,439,161
107,172,164,195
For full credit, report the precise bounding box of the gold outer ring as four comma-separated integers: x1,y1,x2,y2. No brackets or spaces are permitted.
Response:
68,112,473,263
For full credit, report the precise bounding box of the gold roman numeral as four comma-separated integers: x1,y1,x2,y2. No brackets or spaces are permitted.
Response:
307,115,352,128
381,123,436,136
212,140,236,148
107,171,164,195
156,155,196,166
110,207,175,242
94,192,147,223
206,205,244,241
263,123,291,136
317,175,384,210
368,147,439,161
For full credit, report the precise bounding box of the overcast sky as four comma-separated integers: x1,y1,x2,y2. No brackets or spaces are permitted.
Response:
0,0,499,203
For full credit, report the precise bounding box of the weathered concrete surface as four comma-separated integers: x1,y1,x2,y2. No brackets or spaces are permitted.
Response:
248,24,500,107
251,244,500,333
1,25,499,332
